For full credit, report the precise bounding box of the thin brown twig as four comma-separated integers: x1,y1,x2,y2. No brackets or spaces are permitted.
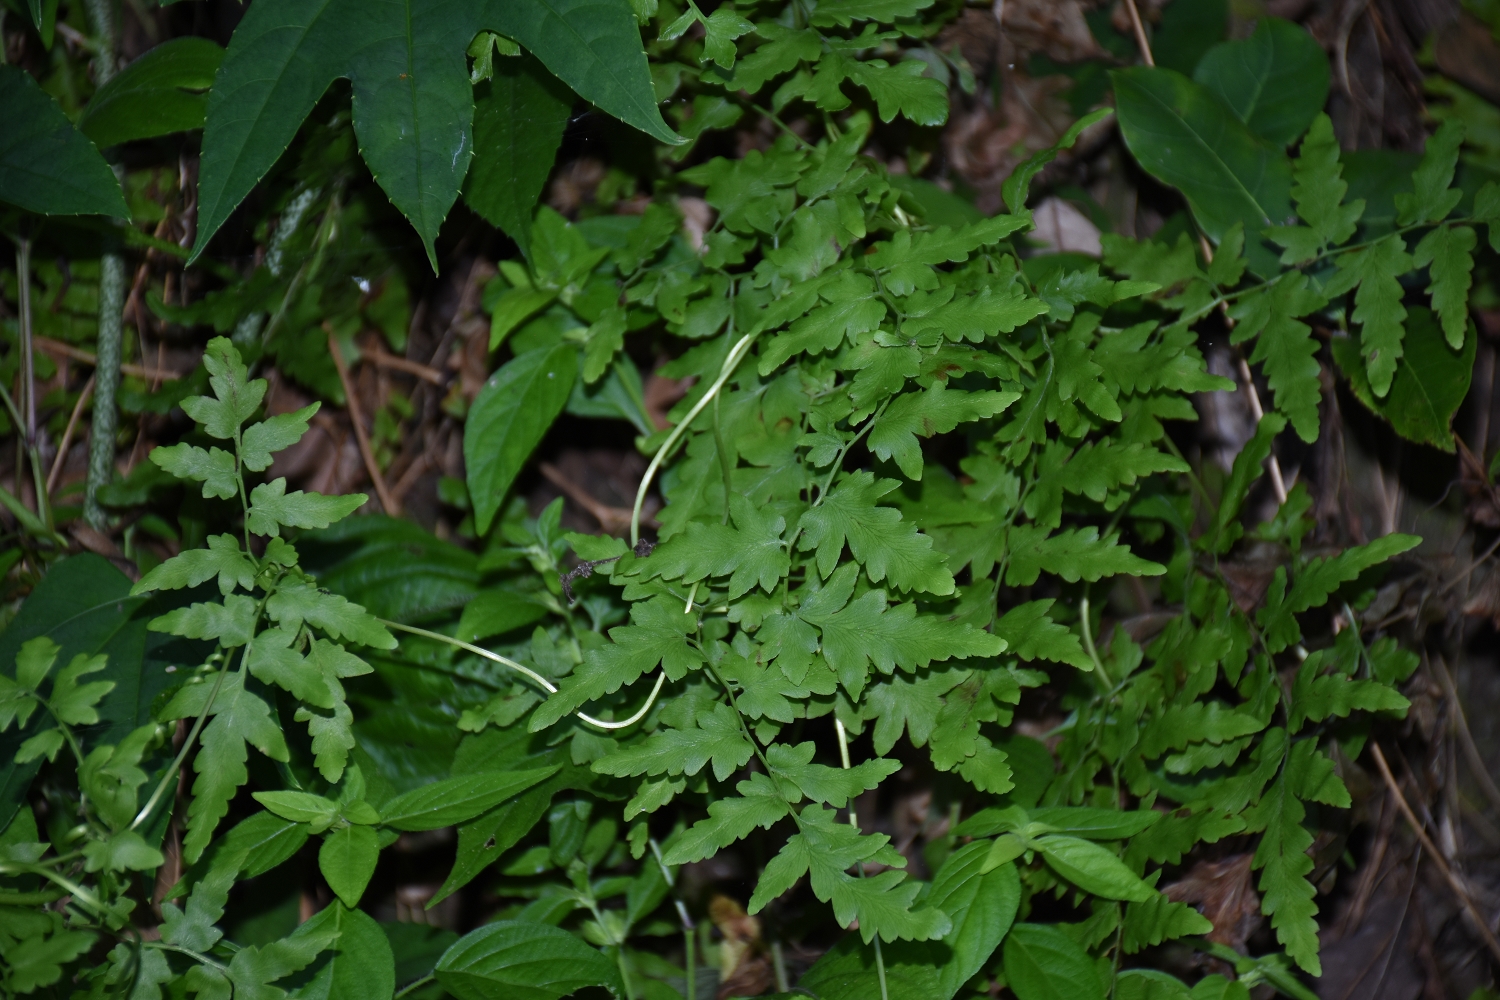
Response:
1438,531,1500,598
33,335,180,381
327,333,398,516
1122,0,1155,66
1431,655,1500,815
540,462,633,536
364,344,446,385
47,375,94,496
1369,742,1500,966
388,451,430,505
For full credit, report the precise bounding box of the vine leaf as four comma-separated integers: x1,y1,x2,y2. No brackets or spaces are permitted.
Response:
192,0,677,266
1412,223,1476,349
531,595,703,730
868,386,1019,480
1267,113,1363,263
0,65,128,218
592,705,754,781
1331,305,1475,452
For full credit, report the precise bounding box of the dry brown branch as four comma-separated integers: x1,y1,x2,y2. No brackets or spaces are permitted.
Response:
34,335,180,381
1122,0,1155,66
1431,656,1500,815
540,462,633,536
47,374,93,496
389,451,431,505
1369,742,1500,966
328,332,398,516
364,343,446,385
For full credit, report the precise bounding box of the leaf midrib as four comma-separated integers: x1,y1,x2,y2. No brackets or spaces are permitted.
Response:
1131,75,1274,225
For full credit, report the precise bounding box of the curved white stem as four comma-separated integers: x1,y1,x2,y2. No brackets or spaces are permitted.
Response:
577,670,667,730
382,620,665,731
631,331,756,546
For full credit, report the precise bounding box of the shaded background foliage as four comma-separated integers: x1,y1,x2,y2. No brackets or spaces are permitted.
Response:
4,1,1500,999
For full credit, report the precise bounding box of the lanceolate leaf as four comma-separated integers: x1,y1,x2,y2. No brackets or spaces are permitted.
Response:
466,55,574,258
927,843,1020,997
436,920,625,1000
1002,922,1104,1000
465,342,578,534
380,767,559,830
78,37,224,147
0,64,128,218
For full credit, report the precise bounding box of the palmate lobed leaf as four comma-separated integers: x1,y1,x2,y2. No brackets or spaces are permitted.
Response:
192,0,678,266
592,704,753,781
0,64,128,218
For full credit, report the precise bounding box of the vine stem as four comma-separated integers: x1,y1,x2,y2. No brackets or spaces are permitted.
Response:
132,655,230,831
834,717,888,1000
393,973,435,998
83,0,122,532
1078,594,1110,685
380,619,665,730
631,330,757,547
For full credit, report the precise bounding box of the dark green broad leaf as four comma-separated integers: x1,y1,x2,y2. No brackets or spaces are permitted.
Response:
78,38,225,147
479,0,680,146
1342,149,1421,237
1332,306,1476,452
300,515,479,623
191,0,472,270
0,556,196,832
1002,923,1105,1000
456,589,552,643
386,922,459,998
796,933,946,1000
380,767,559,831
1194,18,1329,147
435,920,624,1000
192,0,675,266
292,901,397,1000
0,65,128,218
1151,0,1227,74
465,342,577,534
433,727,593,904
466,55,574,258
24,0,57,50
1111,65,1290,276
928,843,1020,998
319,824,380,908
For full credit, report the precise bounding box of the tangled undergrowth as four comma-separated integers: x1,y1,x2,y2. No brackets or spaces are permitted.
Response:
2,1,1500,999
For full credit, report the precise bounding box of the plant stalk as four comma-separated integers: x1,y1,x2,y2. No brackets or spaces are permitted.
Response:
83,0,124,531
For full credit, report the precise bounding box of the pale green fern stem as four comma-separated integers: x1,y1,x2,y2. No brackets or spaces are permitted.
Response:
631,331,756,547
382,619,665,729
835,717,889,1000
